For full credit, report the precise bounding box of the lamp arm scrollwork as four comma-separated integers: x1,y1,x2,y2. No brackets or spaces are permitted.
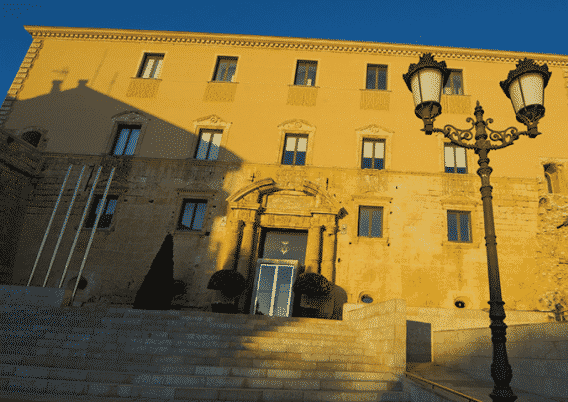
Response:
432,115,531,151
485,119,521,150
432,118,477,149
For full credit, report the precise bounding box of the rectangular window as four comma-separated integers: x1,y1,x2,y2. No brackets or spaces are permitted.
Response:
213,56,238,82
362,139,385,170
195,129,222,160
281,135,308,166
85,195,118,229
138,53,164,79
111,124,141,156
366,64,387,90
358,206,383,238
294,60,317,86
178,199,207,231
447,211,471,242
443,70,464,95
444,144,467,174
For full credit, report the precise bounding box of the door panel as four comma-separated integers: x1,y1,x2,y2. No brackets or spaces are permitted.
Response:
251,259,299,317
273,265,294,317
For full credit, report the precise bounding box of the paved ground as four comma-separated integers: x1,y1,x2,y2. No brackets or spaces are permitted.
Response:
407,362,568,402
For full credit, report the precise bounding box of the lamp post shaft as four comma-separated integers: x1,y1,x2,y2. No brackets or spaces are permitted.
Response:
473,105,517,402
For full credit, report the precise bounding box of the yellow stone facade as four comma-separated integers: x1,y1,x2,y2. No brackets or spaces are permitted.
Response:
2,25,568,315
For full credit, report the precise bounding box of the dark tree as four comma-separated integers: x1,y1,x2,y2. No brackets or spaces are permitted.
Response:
133,233,175,310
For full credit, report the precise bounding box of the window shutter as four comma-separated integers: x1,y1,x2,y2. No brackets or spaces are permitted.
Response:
113,129,130,155
153,59,163,79
142,59,155,79
208,133,222,160
124,129,140,155
196,132,212,159
192,203,207,230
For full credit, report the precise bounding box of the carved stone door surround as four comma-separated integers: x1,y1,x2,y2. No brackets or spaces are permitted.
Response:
219,178,341,283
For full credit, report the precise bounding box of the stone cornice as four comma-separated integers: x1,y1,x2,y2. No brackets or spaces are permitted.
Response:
23,25,568,67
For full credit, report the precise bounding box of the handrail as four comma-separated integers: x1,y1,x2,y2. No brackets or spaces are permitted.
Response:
404,370,483,402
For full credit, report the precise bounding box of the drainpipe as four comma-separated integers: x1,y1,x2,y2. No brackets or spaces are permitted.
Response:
27,164,73,287
70,166,115,303
59,165,102,289
42,165,86,287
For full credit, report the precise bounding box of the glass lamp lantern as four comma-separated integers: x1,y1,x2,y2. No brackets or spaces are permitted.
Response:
500,58,551,138
403,53,451,134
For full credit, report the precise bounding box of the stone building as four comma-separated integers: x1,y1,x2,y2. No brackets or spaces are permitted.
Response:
1,25,568,319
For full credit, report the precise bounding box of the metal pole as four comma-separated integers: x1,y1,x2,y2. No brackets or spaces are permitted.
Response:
70,166,115,303
476,147,516,402
59,166,102,288
471,104,516,402
27,164,73,287
42,165,86,287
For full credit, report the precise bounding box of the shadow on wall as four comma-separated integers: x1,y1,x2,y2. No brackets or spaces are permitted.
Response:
5,77,243,311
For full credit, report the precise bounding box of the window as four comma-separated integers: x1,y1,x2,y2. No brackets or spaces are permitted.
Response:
362,139,385,170
443,70,463,95
294,60,317,86
137,53,164,79
110,124,141,156
281,135,307,165
447,211,471,242
544,164,560,193
213,56,238,82
177,199,207,231
358,206,383,238
195,129,222,160
366,64,387,90
445,144,467,174
21,131,41,147
85,195,118,229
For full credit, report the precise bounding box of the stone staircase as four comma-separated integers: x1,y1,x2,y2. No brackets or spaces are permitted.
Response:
0,304,411,401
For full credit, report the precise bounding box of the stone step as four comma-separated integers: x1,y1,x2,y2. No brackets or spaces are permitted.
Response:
0,376,410,402
0,362,396,382
0,322,357,346
0,364,402,391
1,305,354,330
0,315,356,337
4,335,369,357
0,349,389,374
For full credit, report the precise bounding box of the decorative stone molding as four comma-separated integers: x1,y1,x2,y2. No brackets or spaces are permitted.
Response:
23,26,568,67
276,119,316,166
189,115,233,162
125,78,161,98
1,39,43,127
104,111,151,157
360,90,390,111
203,82,238,102
16,126,49,151
287,86,318,107
355,124,394,171
227,177,341,217
441,94,472,115
111,111,151,124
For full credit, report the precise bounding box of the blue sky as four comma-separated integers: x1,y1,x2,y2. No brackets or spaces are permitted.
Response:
1,0,566,99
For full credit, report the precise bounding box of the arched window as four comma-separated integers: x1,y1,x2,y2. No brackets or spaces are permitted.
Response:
21,131,42,147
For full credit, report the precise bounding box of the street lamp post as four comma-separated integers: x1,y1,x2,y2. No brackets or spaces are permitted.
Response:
403,54,552,402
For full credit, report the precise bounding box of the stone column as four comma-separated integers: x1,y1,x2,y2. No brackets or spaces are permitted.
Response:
235,211,258,282
304,219,322,274
320,215,337,282
216,219,244,272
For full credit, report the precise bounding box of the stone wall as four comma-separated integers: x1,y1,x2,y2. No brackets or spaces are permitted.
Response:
433,321,568,400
